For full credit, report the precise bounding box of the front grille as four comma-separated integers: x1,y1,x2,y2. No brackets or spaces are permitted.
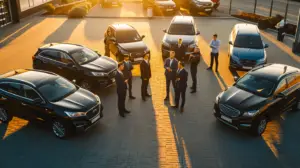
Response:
240,59,256,67
219,104,240,117
108,69,117,78
86,105,100,119
130,52,144,58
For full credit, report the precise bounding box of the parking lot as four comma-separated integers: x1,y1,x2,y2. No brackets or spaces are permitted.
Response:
0,16,300,168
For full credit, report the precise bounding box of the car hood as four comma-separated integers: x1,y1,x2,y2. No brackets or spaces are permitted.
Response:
163,34,196,45
81,56,117,73
118,41,148,53
53,88,98,112
220,86,267,111
155,1,176,6
232,47,265,60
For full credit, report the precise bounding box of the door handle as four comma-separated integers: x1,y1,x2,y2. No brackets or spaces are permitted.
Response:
21,103,27,106
0,96,7,100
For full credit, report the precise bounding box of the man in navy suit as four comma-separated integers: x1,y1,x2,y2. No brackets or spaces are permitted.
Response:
115,62,130,117
173,38,186,61
174,61,188,112
123,55,135,99
164,51,178,101
140,54,151,101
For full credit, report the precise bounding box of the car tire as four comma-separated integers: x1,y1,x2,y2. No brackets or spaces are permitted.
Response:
251,117,267,136
0,106,12,123
52,120,72,139
80,80,93,91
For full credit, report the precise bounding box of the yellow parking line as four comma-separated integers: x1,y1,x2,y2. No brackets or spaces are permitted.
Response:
0,23,31,44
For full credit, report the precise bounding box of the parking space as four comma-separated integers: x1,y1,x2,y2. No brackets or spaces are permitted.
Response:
0,17,300,168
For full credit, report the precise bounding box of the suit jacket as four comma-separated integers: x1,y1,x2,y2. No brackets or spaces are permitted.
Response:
115,71,127,94
176,68,188,90
122,61,133,79
140,60,151,79
164,58,178,80
173,44,186,61
189,51,201,66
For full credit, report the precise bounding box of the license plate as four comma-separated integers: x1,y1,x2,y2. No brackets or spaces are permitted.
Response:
221,115,232,123
243,66,252,70
91,114,100,123
205,9,211,11
166,9,173,11
134,57,143,61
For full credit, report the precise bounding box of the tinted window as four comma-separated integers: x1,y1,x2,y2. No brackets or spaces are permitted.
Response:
0,83,22,96
60,53,73,64
116,30,141,43
37,77,77,102
71,48,99,65
234,35,264,49
275,79,287,94
22,85,40,100
168,24,195,35
41,50,61,61
235,74,276,97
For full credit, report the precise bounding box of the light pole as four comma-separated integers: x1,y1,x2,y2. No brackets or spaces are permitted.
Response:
284,0,289,22
292,9,300,53
269,0,274,17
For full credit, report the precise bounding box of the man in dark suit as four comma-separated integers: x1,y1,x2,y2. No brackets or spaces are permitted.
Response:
189,47,201,93
174,61,188,112
164,51,178,101
123,55,135,99
173,38,186,61
140,54,151,101
115,62,130,117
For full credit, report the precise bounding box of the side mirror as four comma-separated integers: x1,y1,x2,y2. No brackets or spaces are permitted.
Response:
141,35,145,39
264,44,269,48
163,29,167,33
196,30,200,35
233,76,239,82
229,41,233,45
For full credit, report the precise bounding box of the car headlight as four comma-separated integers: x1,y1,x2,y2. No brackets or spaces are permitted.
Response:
94,94,101,103
119,48,130,55
215,92,224,103
65,111,86,118
144,48,150,54
91,72,107,77
231,54,240,61
242,110,259,117
257,52,267,64
162,39,170,48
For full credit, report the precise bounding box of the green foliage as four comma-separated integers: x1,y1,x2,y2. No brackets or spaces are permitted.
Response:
44,3,56,14
61,0,74,4
68,3,89,18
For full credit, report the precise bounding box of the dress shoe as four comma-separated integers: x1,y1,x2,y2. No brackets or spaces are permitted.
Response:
206,67,212,70
146,94,152,97
125,110,131,113
190,87,194,89
172,105,178,109
129,96,136,99
164,97,169,101
180,108,184,113
142,97,146,101
119,114,125,118
190,90,196,93
215,70,218,73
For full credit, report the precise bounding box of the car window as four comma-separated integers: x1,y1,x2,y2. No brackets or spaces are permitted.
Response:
22,85,41,100
274,79,287,94
0,83,22,96
41,50,62,62
168,23,195,35
60,52,73,64
286,74,300,87
70,48,99,65
234,35,264,49
116,30,142,43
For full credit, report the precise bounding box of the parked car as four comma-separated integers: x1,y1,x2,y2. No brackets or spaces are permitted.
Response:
214,64,300,136
142,0,177,15
100,0,122,8
211,0,220,9
174,0,213,15
105,24,150,63
229,24,269,70
0,69,104,139
32,43,118,91
161,16,200,58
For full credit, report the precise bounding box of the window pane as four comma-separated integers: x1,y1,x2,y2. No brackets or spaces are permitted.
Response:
7,83,22,96
42,51,61,61
275,79,287,93
60,53,73,64
23,85,40,100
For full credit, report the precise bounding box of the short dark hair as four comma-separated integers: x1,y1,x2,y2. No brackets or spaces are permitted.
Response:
213,34,218,37
179,61,185,67
124,55,129,58
118,62,124,68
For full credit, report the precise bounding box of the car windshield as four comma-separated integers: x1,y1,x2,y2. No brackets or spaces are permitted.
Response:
234,35,264,49
235,74,276,97
71,48,99,65
38,77,77,102
116,30,142,43
168,24,195,35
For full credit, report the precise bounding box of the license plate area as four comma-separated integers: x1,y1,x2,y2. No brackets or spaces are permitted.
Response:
205,9,211,11
90,114,100,123
243,66,252,70
221,115,232,123
134,57,143,61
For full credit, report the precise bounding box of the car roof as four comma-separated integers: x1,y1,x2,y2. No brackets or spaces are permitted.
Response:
0,69,58,88
39,43,83,53
235,24,260,36
111,24,136,31
171,16,194,24
250,64,299,82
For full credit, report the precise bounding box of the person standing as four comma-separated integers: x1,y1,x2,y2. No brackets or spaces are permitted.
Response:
115,63,130,118
189,47,201,93
123,55,135,99
207,34,220,72
104,29,114,57
173,38,186,61
164,51,178,101
174,61,188,112
140,54,152,101
276,17,286,42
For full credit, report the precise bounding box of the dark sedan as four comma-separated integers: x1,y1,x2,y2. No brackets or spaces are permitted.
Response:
33,43,118,91
143,0,177,15
214,64,300,136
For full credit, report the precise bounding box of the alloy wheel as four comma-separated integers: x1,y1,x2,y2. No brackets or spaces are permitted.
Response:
0,107,8,122
258,119,267,135
52,121,66,138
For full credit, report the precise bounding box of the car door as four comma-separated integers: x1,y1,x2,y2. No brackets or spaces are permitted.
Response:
38,50,61,74
19,84,51,122
282,74,300,111
109,28,119,55
0,83,21,118
58,52,77,80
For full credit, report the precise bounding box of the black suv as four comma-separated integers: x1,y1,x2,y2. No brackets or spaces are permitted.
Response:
214,64,300,136
105,24,150,63
0,69,103,139
33,43,118,91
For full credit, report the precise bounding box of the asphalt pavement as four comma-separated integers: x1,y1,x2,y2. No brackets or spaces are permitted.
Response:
0,17,300,168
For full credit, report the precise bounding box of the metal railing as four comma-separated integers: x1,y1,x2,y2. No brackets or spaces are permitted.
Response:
19,0,51,12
